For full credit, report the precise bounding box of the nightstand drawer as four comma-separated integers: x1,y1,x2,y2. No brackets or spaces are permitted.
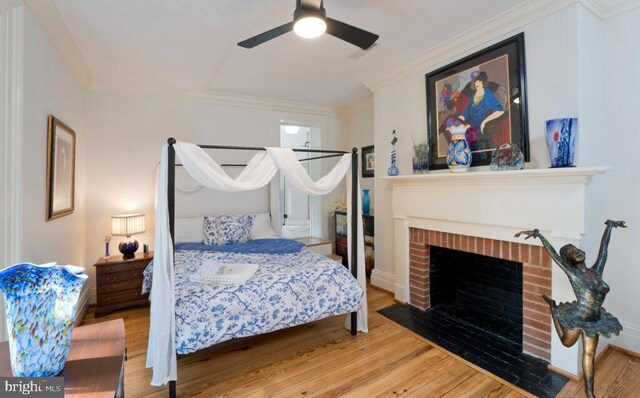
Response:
98,278,142,294
97,289,147,307
97,268,145,284
99,260,150,274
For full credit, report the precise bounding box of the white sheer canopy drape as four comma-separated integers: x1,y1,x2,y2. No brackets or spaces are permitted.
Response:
147,141,367,386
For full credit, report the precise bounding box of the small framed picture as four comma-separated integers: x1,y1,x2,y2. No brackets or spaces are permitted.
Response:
46,115,76,221
361,145,374,178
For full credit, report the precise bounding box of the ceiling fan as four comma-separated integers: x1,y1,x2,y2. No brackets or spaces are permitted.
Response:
237,0,379,50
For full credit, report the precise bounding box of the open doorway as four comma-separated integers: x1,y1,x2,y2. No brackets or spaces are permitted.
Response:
279,121,321,238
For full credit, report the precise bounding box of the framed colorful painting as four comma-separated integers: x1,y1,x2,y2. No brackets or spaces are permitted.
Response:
425,33,530,170
46,115,76,221
361,145,374,178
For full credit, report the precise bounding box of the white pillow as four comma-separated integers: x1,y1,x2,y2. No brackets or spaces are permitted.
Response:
175,217,203,243
251,213,278,239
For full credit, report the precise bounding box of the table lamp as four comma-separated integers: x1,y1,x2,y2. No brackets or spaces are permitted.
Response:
111,213,145,259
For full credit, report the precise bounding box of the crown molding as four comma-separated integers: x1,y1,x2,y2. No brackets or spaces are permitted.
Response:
363,0,577,92
343,98,374,118
24,0,92,87
88,79,354,118
584,0,640,18
0,0,22,12
363,0,639,93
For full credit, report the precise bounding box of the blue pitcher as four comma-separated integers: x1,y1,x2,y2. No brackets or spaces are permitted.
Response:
0,263,87,377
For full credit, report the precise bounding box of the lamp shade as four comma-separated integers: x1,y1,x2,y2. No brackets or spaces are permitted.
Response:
111,214,145,236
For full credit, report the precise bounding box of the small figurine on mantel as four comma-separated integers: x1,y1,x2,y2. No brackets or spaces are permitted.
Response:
387,130,400,176
516,220,626,398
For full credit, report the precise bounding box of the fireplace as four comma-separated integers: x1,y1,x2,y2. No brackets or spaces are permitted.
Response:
409,228,552,360
382,167,609,377
430,246,523,346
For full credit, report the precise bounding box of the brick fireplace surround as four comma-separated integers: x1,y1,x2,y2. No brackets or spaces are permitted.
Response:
408,227,553,360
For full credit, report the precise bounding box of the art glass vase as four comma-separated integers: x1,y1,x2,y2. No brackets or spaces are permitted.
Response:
387,149,399,176
446,132,472,172
0,263,87,377
545,118,578,167
490,143,525,171
412,138,429,174
362,189,371,215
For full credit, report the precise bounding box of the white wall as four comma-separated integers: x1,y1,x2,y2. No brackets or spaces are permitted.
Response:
0,5,90,335
372,7,579,293
578,6,640,354
345,106,375,203
20,7,87,271
84,91,347,302
371,3,640,355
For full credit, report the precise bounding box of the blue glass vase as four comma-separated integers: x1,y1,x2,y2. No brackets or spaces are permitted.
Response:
545,118,578,167
387,149,399,176
0,263,87,377
362,189,371,215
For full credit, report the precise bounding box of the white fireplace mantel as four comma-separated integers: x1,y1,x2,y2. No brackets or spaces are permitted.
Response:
382,166,611,375
381,166,610,186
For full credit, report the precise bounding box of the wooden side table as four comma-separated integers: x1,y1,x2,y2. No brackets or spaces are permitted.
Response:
94,252,152,317
0,319,126,398
295,237,333,255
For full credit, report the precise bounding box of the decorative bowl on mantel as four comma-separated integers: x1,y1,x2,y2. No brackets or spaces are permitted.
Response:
0,263,87,377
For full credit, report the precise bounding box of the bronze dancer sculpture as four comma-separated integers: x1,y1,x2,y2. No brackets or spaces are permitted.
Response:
516,220,625,398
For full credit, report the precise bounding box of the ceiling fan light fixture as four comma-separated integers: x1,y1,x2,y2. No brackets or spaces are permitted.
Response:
293,16,326,39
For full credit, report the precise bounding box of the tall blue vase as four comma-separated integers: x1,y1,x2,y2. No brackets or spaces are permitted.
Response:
0,263,87,377
387,149,399,176
545,118,578,167
362,189,371,215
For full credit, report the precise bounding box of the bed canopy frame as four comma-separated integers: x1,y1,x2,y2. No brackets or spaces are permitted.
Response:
165,137,360,397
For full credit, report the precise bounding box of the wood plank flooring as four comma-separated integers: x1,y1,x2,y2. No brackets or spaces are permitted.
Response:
80,285,635,397
557,348,640,398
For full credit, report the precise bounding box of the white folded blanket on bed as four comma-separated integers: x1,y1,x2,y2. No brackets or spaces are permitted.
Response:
190,260,259,285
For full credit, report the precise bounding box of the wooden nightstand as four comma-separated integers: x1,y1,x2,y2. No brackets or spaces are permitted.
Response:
295,237,333,255
94,252,152,317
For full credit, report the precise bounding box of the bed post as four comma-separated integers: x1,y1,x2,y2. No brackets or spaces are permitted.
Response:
167,138,177,398
350,147,358,336
167,138,176,244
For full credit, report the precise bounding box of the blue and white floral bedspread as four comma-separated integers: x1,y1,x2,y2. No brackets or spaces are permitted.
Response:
143,248,363,355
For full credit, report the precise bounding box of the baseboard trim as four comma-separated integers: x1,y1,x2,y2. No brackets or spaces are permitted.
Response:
610,344,640,359
370,269,395,293
74,287,90,326
548,343,640,381
610,321,640,354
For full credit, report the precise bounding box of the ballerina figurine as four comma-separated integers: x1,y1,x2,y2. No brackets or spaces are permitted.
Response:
515,220,625,398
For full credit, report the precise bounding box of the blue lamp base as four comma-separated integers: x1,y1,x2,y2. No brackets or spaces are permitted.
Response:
119,237,139,259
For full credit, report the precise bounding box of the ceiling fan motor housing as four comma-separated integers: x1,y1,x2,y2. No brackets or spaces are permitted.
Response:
293,0,327,22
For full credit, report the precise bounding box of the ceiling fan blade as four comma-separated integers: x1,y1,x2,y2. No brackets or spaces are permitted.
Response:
237,22,294,48
325,17,378,50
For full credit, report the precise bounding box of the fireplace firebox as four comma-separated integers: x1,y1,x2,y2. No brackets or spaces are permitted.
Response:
430,246,523,346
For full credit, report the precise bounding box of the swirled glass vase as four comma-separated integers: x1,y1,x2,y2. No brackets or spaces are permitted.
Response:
0,263,87,377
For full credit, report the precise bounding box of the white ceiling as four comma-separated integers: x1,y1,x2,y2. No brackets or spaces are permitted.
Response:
52,0,532,108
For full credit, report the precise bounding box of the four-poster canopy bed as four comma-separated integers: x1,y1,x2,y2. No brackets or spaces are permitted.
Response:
148,138,367,397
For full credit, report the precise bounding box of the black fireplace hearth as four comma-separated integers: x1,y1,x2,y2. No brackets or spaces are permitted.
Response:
379,246,568,397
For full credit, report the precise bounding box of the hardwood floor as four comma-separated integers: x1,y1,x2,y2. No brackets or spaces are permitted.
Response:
82,285,607,398
557,347,640,398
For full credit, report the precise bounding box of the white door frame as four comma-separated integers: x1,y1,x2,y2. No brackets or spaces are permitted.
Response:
0,3,25,341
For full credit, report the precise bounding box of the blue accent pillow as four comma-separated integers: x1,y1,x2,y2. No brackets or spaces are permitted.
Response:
203,215,255,245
